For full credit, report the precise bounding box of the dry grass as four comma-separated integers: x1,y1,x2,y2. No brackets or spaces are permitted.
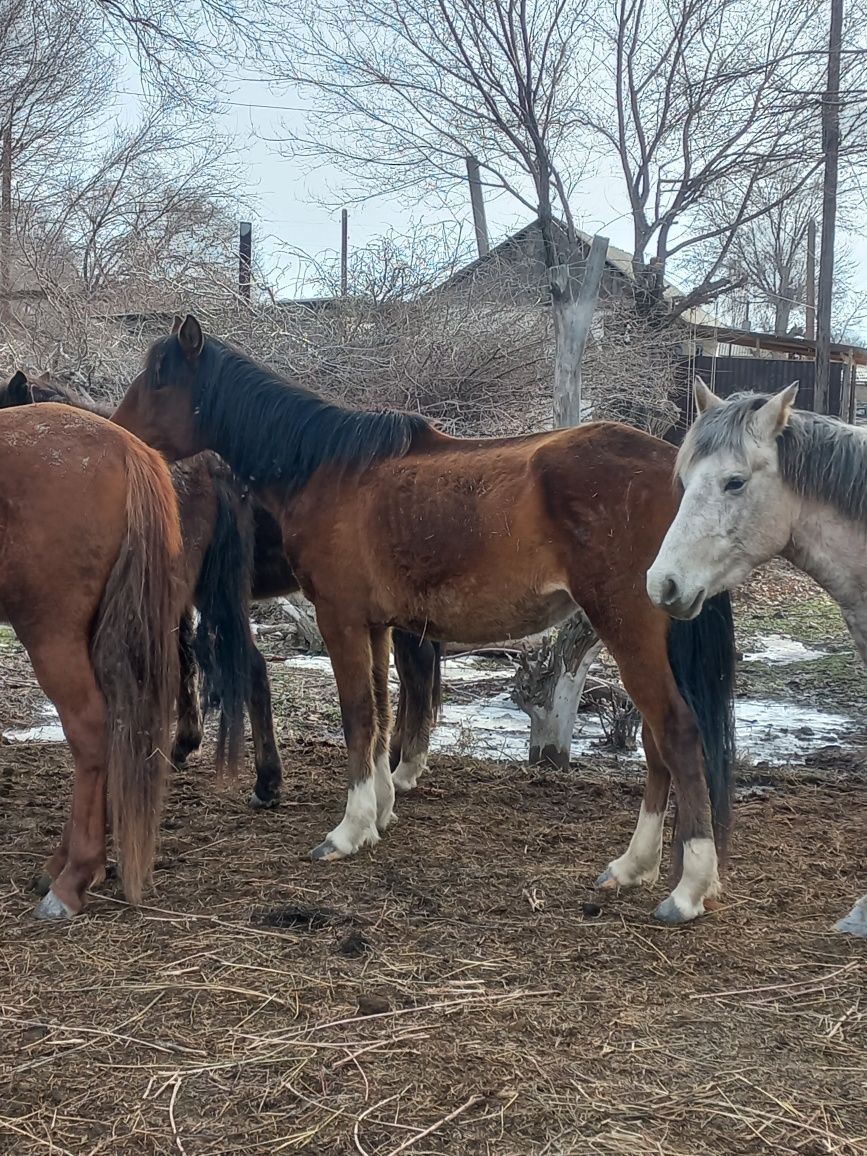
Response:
1,733,865,1156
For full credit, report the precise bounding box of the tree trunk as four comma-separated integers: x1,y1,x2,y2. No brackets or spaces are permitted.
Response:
513,616,603,768
278,593,325,653
513,233,609,768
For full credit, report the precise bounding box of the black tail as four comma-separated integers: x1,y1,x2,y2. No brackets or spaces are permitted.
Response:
667,592,736,859
430,641,443,723
193,469,255,775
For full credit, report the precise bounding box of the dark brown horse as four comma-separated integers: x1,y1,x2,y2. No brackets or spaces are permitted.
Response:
1,371,442,805
0,404,181,918
113,316,737,925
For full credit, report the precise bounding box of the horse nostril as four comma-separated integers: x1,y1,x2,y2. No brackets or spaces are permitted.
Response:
662,576,679,607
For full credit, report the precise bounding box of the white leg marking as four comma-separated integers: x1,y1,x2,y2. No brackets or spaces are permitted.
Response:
659,837,720,922
834,893,867,936
321,780,380,857
598,804,665,889
374,753,397,831
392,753,427,793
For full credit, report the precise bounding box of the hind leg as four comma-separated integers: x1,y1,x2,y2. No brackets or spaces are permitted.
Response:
589,598,718,923
371,626,397,831
24,635,109,919
391,631,437,793
597,722,670,889
248,644,285,809
309,608,380,860
171,610,204,766
390,682,406,771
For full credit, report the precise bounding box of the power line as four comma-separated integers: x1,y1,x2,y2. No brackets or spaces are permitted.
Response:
114,89,308,114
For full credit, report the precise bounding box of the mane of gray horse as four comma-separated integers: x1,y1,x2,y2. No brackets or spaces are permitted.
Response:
679,392,867,525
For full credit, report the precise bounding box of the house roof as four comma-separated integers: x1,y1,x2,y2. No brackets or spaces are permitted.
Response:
440,217,720,327
688,322,867,367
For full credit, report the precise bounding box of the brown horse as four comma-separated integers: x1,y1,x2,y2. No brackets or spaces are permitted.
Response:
113,315,737,925
0,404,181,918
1,371,442,804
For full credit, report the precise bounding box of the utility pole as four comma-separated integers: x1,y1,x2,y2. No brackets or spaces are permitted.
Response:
805,219,816,341
238,220,252,301
815,0,843,414
465,155,490,258
340,209,348,296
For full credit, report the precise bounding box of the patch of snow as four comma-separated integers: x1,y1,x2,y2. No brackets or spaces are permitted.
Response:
3,704,64,745
743,634,825,665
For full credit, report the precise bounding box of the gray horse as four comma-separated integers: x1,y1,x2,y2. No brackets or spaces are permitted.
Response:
647,378,866,936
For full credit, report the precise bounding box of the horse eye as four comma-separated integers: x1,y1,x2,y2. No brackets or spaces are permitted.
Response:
724,476,746,494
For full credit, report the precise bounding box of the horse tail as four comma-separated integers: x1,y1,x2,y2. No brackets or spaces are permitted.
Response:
90,440,182,905
666,592,737,862
430,641,443,723
192,470,254,776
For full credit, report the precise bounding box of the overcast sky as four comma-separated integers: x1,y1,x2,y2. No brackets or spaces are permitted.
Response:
126,73,867,329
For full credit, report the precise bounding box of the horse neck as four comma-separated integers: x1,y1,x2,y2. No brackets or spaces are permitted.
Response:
784,493,867,621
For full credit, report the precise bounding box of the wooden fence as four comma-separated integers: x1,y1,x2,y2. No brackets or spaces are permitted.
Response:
665,355,851,444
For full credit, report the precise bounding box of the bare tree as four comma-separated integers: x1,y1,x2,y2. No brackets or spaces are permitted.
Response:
689,176,865,337
92,0,286,104
579,0,831,319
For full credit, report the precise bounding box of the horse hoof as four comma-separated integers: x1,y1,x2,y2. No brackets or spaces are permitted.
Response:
249,790,279,811
595,869,619,891
309,839,345,862
35,890,76,920
654,895,701,925
377,810,398,832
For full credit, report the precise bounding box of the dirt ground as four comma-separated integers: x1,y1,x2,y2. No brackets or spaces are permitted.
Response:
1,561,866,1156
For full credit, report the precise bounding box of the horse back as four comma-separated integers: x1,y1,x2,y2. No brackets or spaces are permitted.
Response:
0,405,138,627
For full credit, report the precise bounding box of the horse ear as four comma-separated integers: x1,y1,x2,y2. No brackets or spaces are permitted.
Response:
693,375,722,415
33,370,51,385
177,314,204,360
170,314,183,334
754,382,799,440
7,370,29,404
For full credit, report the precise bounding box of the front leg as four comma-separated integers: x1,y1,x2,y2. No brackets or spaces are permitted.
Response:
309,608,381,861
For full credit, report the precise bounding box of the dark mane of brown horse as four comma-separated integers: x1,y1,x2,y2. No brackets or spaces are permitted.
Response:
145,334,431,491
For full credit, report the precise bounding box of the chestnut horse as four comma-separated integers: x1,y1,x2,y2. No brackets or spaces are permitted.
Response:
1,371,442,804
0,404,181,918
113,315,737,925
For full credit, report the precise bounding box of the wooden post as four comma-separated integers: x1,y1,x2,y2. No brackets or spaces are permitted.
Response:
514,233,609,769
815,0,843,415
238,220,252,301
551,234,609,427
340,209,348,296
805,219,816,340
847,354,857,423
465,155,490,258
1,122,11,325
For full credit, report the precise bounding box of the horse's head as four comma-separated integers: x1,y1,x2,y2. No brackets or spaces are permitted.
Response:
1,370,34,407
647,377,800,619
112,314,205,460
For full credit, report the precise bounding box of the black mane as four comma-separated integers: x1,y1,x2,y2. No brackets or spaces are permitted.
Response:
150,336,431,491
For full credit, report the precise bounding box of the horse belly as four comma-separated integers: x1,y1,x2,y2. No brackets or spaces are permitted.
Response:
399,586,577,645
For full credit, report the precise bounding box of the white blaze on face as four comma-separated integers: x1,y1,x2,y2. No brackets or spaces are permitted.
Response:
647,381,800,619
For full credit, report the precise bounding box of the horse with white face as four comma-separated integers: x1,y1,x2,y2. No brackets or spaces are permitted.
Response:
647,378,867,936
